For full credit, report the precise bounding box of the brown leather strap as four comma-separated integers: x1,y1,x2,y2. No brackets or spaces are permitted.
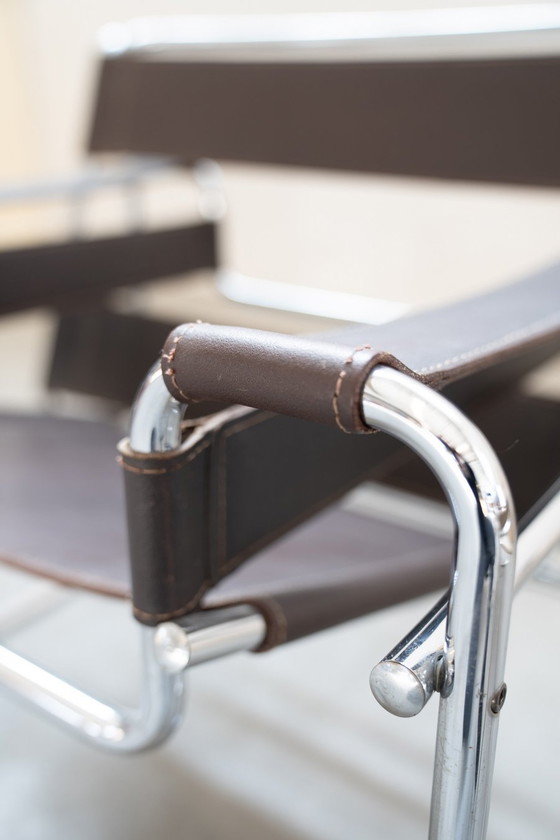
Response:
204,507,453,651
0,387,557,646
163,326,381,434
119,269,560,624
119,410,400,623
162,267,560,432
0,222,216,315
120,379,560,627
90,55,560,186
0,406,454,643
49,310,176,405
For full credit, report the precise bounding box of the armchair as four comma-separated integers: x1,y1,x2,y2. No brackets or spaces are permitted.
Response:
1,9,559,840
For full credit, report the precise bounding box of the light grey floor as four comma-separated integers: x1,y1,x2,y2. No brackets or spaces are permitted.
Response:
0,556,558,840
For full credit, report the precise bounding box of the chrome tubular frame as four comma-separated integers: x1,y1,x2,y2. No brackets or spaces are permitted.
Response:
0,156,172,206
129,360,186,453
132,359,522,837
0,352,550,838
362,366,517,840
0,608,265,753
0,365,266,752
98,7,560,61
370,488,560,718
0,626,184,752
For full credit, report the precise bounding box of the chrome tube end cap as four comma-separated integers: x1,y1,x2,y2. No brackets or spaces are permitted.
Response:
369,661,427,717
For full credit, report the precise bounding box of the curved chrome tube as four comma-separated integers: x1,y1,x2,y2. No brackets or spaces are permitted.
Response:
0,366,188,753
0,627,183,753
370,488,560,717
362,366,516,840
0,608,266,753
0,366,266,752
129,361,186,453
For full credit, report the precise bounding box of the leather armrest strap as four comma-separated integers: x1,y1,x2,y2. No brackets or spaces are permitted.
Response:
122,268,560,624
162,266,560,433
0,222,216,315
121,382,560,627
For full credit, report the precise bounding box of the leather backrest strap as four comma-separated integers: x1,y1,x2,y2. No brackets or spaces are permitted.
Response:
49,309,229,411
90,56,560,187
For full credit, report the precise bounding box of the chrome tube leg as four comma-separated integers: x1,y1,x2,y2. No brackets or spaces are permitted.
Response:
362,366,516,840
370,487,560,716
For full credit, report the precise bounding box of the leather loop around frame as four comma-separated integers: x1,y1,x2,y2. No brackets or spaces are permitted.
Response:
162,324,388,434
118,409,403,623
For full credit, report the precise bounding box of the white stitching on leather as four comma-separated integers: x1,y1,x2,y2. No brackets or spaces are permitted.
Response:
418,311,560,374
163,322,205,401
332,344,373,433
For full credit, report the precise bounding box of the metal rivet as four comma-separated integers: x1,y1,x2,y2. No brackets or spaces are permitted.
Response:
490,682,507,715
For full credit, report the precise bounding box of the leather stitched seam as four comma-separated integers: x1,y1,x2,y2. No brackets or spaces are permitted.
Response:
165,370,191,403
118,438,212,475
418,311,560,374
118,461,169,475
132,586,209,623
0,551,129,599
162,321,208,403
332,344,373,433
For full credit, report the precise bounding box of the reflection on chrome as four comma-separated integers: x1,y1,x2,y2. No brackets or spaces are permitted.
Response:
370,489,560,719
362,366,516,840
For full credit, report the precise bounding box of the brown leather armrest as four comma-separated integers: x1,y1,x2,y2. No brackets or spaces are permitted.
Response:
162,268,560,432
113,266,560,626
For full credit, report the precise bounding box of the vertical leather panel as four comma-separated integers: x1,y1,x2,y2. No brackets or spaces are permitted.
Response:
119,409,401,624
119,436,213,623
219,412,397,564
